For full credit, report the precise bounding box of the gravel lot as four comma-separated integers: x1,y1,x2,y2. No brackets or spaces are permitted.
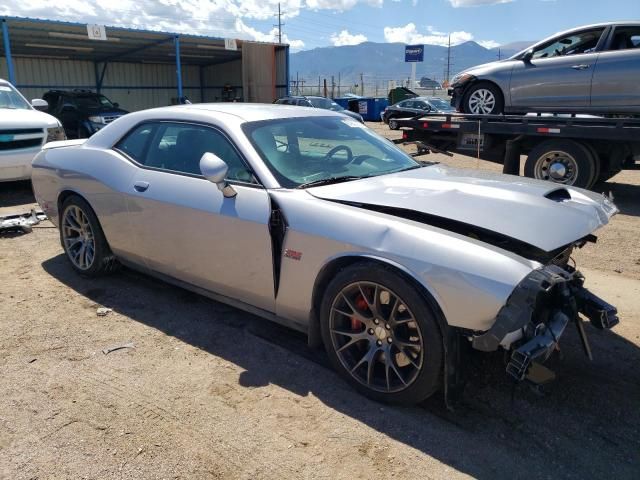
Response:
1,123,639,479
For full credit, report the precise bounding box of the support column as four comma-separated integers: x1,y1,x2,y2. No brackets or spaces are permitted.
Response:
285,45,290,96
175,35,183,101
2,19,16,85
94,62,100,92
199,65,204,103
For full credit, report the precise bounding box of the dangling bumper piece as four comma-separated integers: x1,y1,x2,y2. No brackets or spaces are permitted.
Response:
471,264,619,382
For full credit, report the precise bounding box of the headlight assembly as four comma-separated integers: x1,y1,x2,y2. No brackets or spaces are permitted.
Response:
46,126,67,142
88,115,105,124
451,73,475,86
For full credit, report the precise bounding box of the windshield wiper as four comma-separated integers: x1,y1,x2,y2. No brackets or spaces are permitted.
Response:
297,175,362,189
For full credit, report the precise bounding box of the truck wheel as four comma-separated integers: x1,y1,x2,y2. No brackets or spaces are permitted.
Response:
462,82,504,115
525,140,596,189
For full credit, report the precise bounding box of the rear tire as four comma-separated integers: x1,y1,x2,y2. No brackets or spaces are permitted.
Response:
320,262,443,405
60,195,119,277
524,139,596,189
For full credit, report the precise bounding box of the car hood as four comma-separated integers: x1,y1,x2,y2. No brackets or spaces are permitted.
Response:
307,165,618,253
458,58,519,77
0,108,60,128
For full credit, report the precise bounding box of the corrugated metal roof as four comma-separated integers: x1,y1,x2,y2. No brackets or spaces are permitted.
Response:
1,16,286,66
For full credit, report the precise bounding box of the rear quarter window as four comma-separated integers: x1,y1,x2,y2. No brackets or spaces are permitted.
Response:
115,124,155,162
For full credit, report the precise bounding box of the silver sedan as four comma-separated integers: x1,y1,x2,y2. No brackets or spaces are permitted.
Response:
32,104,620,405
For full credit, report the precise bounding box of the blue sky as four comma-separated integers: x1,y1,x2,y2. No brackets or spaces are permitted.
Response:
1,0,639,51
250,0,640,50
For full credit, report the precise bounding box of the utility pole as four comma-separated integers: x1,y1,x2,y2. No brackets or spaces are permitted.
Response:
274,3,284,44
360,73,364,96
445,34,451,85
497,48,502,60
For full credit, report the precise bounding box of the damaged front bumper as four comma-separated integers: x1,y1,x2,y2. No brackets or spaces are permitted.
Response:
472,264,619,382
0,209,48,234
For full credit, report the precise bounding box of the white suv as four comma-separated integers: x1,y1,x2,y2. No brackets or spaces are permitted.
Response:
1,78,66,182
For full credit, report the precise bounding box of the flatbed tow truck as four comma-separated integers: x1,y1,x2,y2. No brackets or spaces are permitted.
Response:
395,112,640,189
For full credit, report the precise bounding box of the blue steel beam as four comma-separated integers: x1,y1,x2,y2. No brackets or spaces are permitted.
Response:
175,35,183,100
2,19,16,85
93,62,109,93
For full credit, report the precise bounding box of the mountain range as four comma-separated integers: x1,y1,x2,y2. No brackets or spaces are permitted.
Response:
290,40,534,87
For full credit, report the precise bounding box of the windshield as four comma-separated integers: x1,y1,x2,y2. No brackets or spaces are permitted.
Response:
74,94,115,109
0,84,32,110
425,98,454,111
244,116,419,188
308,97,344,111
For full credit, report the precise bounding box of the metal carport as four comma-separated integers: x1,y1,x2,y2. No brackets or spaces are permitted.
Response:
0,16,289,111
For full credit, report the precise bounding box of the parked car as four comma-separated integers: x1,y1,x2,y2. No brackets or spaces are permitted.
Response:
275,95,364,122
43,89,129,139
32,104,620,405
449,22,640,115
0,78,66,182
382,97,455,129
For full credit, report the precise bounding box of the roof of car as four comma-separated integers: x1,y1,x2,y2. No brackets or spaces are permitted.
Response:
154,103,346,122
280,95,328,100
44,89,100,96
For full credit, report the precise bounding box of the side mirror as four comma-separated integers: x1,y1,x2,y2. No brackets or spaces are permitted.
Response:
423,105,432,112
61,104,77,112
113,102,119,108
522,49,534,63
31,98,48,111
199,152,237,198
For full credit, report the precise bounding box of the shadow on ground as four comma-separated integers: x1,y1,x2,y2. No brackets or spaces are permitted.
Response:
593,180,640,217
42,255,640,480
0,181,36,209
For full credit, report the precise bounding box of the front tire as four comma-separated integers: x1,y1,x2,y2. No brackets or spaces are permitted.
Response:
60,195,119,276
388,117,399,130
462,82,504,115
320,263,443,405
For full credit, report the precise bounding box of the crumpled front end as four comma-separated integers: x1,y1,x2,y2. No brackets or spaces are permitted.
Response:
472,261,619,382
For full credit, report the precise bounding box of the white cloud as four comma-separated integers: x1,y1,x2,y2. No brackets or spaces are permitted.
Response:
305,0,384,10
478,40,501,49
448,0,513,7
0,1,307,48
383,23,474,46
235,19,305,50
330,29,367,46
426,25,446,35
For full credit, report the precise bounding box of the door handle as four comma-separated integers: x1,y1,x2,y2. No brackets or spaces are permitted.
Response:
133,181,149,192
571,64,590,70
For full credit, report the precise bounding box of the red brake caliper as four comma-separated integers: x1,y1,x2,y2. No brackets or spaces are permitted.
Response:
352,295,369,330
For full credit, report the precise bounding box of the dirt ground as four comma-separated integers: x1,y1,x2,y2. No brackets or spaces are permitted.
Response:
1,124,639,479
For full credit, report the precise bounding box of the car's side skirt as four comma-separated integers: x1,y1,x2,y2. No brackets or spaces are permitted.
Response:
118,258,308,334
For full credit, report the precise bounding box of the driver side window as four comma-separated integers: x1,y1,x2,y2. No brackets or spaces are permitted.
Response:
116,122,257,183
532,28,605,59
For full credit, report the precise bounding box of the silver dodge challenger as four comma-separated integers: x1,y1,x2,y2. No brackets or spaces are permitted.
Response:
32,104,620,405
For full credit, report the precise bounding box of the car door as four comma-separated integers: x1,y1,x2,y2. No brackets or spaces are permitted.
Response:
116,121,275,312
509,27,607,110
590,25,640,111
